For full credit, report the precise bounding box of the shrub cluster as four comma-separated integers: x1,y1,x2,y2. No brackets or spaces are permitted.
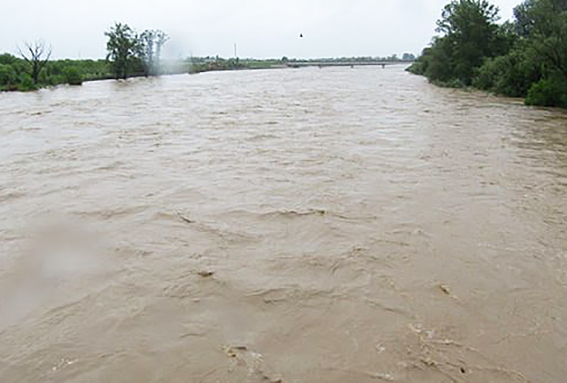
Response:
408,0,567,108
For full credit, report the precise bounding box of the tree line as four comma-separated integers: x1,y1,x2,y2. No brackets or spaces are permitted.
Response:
0,22,169,91
0,48,109,91
188,54,416,74
0,19,417,92
407,0,567,108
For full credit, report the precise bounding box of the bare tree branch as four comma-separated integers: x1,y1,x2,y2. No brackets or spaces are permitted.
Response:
17,40,52,84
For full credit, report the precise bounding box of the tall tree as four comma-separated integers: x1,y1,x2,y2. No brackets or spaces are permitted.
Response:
105,23,137,79
154,30,169,75
514,0,567,80
137,30,168,76
138,30,156,76
18,41,51,84
408,0,567,107
435,0,504,84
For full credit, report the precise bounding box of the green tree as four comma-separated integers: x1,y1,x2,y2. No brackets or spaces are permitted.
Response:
514,0,567,80
409,0,567,108
407,0,507,85
105,23,138,79
437,0,505,84
425,38,455,83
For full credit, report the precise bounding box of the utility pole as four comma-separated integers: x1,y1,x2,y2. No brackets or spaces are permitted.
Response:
234,43,237,59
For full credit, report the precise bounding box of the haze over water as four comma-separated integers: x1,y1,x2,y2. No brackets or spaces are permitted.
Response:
1,65,567,382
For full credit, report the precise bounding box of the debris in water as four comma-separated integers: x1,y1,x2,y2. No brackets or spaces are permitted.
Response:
197,271,214,278
439,284,451,295
371,372,395,381
50,358,79,372
222,346,283,382
421,357,436,367
224,345,248,352
276,208,326,217
177,211,193,224
224,346,237,358
409,324,435,339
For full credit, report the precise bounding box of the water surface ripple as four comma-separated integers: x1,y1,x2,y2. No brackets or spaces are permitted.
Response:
1,66,566,382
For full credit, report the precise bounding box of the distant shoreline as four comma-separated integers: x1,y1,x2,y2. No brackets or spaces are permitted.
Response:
0,55,414,93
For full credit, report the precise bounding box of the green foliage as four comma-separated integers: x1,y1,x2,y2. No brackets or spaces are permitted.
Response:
0,53,18,66
437,0,500,36
412,0,567,108
506,0,567,105
425,38,454,83
408,0,508,86
105,22,138,79
406,48,431,75
63,67,83,85
105,23,169,79
522,3,567,80
446,78,467,88
473,48,541,96
437,0,507,84
405,62,424,75
0,55,36,91
525,78,567,107
17,74,37,91
0,64,17,89
0,55,112,92
1,23,169,92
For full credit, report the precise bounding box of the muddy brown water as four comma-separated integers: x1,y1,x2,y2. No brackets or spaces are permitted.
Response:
1,65,567,382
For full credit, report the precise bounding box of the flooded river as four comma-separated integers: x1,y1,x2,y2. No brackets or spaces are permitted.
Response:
1,65,567,382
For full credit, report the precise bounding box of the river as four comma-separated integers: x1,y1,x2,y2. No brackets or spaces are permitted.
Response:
1,65,566,382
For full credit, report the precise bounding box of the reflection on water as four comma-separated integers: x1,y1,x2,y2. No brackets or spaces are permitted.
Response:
1,66,566,382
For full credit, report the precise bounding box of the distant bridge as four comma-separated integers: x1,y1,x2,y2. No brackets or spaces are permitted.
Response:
286,61,405,68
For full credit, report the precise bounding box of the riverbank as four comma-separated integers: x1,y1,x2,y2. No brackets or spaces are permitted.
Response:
0,54,414,92
407,0,567,109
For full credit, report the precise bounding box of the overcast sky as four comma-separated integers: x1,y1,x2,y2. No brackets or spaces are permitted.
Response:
2,0,521,60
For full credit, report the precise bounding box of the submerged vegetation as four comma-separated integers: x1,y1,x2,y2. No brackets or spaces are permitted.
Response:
408,0,567,108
